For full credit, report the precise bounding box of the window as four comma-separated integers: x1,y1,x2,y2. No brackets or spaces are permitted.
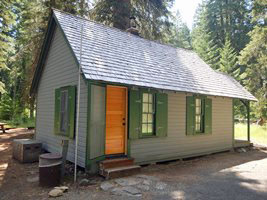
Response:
128,89,168,139
195,98,204,133
54,86,76,138
186,96,212,135
60,89,69,134
142,93,155,136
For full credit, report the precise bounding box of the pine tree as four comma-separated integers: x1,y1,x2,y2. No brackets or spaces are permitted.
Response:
192,2,210,59
192,2,221,69
0,0,17,93
164,11,192,49
47,0,90,16
0,0,89,120
192,0,253,71
219,36,238,76
10,0,91,119
239,0,267,120
91,0,174,41
203,0,252,51
205,37,221,70
91,0,131,30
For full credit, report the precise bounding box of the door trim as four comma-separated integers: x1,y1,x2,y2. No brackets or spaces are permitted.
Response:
105,85,128,155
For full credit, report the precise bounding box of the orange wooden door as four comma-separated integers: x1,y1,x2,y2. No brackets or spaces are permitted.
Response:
105,86,126,155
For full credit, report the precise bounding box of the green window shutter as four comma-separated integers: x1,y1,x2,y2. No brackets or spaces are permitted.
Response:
186,96,195,135
129,90,141,139
204,98,212,134
54,88,61,135
155,93,168,137
67,86,76,139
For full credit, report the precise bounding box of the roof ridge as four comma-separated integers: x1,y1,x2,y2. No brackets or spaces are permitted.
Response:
52,8,194,53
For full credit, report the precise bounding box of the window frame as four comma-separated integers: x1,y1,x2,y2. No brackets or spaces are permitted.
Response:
195,98,205,134
141,92,156,136
129,89,168,140
54,85,76,138
186,95,212,136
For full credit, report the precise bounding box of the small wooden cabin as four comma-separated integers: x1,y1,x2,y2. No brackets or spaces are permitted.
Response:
30,10,256,174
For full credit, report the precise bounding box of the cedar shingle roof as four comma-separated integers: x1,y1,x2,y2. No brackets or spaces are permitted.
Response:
51,10,256,101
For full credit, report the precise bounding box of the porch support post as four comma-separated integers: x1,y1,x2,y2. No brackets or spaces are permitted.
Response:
247,101,250,142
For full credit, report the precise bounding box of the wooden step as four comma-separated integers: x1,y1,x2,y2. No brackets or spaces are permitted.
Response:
101,165,141,179
99,158,134,170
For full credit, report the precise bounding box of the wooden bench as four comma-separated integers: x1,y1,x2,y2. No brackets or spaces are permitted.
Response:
0,123,7,133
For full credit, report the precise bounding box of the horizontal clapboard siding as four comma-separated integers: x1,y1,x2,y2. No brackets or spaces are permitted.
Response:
130,92,233,164
36,26,87,167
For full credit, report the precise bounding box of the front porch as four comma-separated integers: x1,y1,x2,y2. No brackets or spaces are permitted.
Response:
234,139,252,148
233,99,252,148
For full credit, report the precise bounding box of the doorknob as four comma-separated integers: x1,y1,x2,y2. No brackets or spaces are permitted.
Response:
122,123,125,126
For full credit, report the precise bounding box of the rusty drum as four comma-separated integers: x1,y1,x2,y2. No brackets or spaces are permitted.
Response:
39,153,62,187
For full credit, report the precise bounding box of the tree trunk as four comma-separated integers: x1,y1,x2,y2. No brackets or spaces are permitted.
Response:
80,0,85,17
113,0,131,30
30,97,35,119
50,0,55,9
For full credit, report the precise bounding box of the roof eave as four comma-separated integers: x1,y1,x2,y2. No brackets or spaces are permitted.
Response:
86,79,257,101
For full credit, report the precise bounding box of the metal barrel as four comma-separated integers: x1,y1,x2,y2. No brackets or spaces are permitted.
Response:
39,153,62,187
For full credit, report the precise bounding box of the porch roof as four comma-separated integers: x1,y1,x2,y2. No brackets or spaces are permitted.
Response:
32,9,257,101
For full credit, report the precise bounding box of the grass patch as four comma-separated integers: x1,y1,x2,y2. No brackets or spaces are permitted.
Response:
235,123,267,145
0,118,35,129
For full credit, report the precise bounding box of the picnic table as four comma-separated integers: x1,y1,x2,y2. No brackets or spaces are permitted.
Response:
0,123,7,133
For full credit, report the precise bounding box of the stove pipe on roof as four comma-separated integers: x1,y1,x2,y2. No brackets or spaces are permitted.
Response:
126,16,139,36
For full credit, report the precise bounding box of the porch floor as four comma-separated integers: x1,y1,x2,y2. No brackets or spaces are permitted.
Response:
234,139,252,148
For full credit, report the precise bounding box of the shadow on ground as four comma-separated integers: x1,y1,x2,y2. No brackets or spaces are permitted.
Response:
0,129,48,200
141,147,267,200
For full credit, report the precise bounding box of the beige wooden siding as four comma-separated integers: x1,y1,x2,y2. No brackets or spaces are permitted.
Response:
36,26,87,167
130,92,233,164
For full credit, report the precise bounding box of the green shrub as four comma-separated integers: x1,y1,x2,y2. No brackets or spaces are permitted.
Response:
0,94,13,120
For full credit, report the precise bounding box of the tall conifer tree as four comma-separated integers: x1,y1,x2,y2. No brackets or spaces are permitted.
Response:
91,0,174,40
219,36,238,77
239,0,267,120
0,0,17,93
164,11,192,49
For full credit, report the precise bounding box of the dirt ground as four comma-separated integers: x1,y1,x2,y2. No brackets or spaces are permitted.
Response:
1,129,267,200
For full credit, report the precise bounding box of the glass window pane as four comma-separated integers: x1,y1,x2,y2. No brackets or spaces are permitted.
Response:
142,124,147,133
196,107,201,114
60,90,68,133
195,99,204,133
196,99,201,106
196,115,201,123
149,94,153,103
147,114,153,123
60,113,65,131
143,103,148,112
196,124,200,131
61,94,65,111
147,124,153,133
142,114,147,123
142,93,155,135
148,104,153,113
143,93,148,103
